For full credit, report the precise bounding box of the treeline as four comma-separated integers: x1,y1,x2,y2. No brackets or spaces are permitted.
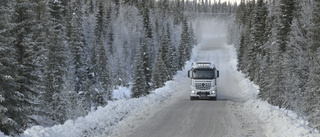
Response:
0,0,236,135
229,0,320,130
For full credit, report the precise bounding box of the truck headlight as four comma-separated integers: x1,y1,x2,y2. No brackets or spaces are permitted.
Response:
191,90,195,94
211,91,215,94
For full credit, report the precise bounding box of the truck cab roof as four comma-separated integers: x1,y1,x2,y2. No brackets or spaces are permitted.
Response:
192,61,215,69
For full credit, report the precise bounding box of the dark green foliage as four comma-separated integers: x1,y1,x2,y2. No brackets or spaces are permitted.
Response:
0,2,22,135
10,0,39,133
278,0,296,52
132,37,149,98
142,0,153,39
305,0,320,129
166,23,178,80
42,0,68,125
96,35,112,105
178,19,191,70
152,28,169,89
249,0,267,83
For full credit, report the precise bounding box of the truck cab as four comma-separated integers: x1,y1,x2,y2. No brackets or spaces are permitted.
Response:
188,62,219,100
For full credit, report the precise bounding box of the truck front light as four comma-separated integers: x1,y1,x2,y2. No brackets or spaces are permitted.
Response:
191,90,195,94
211,91,215,94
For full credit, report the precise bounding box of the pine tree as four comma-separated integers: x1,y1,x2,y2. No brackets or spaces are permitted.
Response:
11,0,39,132
42,0,68,125
189,22,196,47
305,0,320,130
142,0,153,39
152,28,169,89
249,0,267,83
278,0,296,52
132,37,149,98
69,0,87,91
0,2,22,135
95,34,112,107
67,1,90,114
269,0,296,107
280,0,310,111
166,23,178,80
178,19,191,70
240,0,255,76
89,1,105,109
106,2,114,55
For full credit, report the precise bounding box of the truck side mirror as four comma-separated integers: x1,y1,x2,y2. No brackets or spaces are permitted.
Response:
217,70,219,78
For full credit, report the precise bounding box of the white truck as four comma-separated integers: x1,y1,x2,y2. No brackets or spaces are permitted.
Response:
188,62,219,100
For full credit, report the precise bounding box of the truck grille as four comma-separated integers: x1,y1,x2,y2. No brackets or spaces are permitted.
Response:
195,83,211,90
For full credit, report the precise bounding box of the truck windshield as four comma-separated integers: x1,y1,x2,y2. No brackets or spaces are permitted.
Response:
192,69,214,79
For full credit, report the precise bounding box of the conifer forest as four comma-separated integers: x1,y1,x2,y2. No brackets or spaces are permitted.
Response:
0,0,320,135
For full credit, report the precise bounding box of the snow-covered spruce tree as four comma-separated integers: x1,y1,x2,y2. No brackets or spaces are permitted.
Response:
234,0,246,70
281,0,310,111
160,28,170,80
11,0,40,132
68,0,88,94
235,0,255,75
236,34,246,71
95,34,112,108
0,2,23,135
41,0,68,125
140,0,156,92
178,19,191,70
271,0,296,107
262,0,287,107
106,2,114,56
258,0,279,100
305,0,320,130
89,1,104,110
166,23,178,80
66,1,91,115
278,0,296,52
189,22,196,48
242,0,255,77
248,0,267,84
173,0,183,25
141,0,153,92
152,28,169,89
91,0,105,78
142,0,153,40
132,37,149,98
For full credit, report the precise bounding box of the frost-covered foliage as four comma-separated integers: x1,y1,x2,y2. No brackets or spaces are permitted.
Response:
230,0,320,130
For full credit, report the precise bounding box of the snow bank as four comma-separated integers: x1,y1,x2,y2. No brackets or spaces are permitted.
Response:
244,100,319,137
112,86,131,100
21,77,180,137
22,79,178,137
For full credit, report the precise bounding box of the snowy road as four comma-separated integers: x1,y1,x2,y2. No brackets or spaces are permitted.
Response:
112,35,266,137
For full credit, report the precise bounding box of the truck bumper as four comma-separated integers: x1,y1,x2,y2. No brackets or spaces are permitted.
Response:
190,91,216,100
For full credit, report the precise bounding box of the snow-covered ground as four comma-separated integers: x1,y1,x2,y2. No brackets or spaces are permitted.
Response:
2,20,319,137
